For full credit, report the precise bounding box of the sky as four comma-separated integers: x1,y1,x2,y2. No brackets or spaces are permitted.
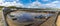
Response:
0,0,60,8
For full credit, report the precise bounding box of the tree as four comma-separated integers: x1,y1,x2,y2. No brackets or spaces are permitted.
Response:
8,6,16,8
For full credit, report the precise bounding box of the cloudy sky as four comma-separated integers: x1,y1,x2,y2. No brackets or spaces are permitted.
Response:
0,0,60,8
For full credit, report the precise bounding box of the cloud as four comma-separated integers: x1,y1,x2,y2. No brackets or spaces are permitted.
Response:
4,1,24,7
0,0,60,8
0,0,4,2
44,1,60,8
28,1,42,8
28,1,60,8
0,0,4,5
0,0,24,7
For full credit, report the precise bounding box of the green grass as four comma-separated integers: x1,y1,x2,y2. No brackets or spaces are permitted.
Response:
0,8,2,12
